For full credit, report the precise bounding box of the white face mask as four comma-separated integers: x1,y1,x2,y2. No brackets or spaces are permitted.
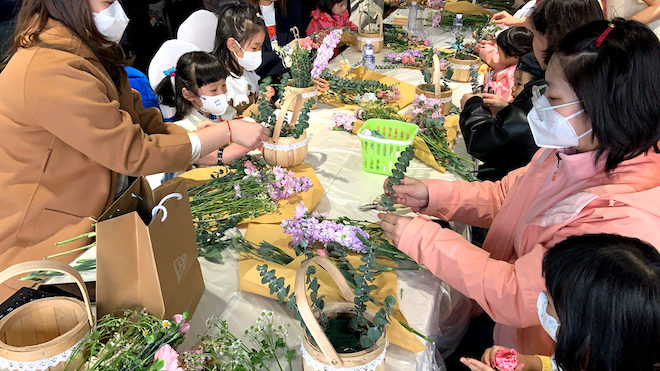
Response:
537,291,560,342
93,1,130,44
197,94,229,116
231,39,263,71
527,85,592,149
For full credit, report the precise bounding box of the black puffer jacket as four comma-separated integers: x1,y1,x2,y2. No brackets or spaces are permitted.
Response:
459,72,545,181
255,0,304,79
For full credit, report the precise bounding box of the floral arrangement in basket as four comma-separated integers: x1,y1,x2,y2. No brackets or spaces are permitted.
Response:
190,155,313,263
319,72,401,104
380,48,451,69
253,78,313,140
383,28,432,52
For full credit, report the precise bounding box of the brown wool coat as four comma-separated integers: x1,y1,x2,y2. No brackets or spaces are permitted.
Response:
0,20,193,299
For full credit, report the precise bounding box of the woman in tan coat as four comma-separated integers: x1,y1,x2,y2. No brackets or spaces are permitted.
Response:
0,0,269,299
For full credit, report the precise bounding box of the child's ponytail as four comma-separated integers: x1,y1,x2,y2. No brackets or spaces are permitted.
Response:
155,52,228,122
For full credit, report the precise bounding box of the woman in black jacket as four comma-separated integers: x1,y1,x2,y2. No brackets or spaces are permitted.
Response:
458,0,604,182
247,0,304,78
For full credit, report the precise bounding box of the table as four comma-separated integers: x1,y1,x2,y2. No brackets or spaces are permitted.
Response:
179,32,480,371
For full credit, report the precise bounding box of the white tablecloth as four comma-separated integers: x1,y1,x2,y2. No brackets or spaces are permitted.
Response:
180,32,479,371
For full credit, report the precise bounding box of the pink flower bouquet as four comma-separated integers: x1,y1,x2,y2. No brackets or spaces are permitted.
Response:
492,349,519,371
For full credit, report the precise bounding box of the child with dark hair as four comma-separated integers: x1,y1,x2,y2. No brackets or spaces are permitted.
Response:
306,0,357,37
487,27,534,102
379,17,660,356
213,1,268,115
461,233,660,371
155,51,250,166
510,53,542,99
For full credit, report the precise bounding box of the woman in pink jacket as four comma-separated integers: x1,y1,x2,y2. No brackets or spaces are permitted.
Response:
379,17,660,356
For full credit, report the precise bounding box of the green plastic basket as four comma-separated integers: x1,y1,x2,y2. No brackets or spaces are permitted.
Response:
356,119,419,175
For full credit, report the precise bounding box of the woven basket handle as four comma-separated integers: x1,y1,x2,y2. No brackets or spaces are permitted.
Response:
295,256,355,368
271,91,304,144
0,261,94,327
358,6,384,36
433,54,442,96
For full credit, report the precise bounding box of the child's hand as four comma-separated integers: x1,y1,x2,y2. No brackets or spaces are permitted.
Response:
461,93,478,109
197,120,216,130
481,93,509,116
265,86,276,99
383,176,429,211
461,357,526,371
378,213,414,246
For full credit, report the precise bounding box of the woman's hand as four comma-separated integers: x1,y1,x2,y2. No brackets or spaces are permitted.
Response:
383,176,429,210
231,121,270,150
481,345,512,366
265,86,276,99
461,357,526,371
481,93,509,116
378,213,413,246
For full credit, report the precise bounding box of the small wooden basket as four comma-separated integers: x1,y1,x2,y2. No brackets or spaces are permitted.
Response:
357,7,384,53
447,55,481,82
263,91,309,168
296,257,387,371
285,85,318,111
0,261,94,371
415,55,453,115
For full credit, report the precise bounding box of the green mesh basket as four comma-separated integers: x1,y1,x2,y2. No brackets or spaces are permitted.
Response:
356,119,419,175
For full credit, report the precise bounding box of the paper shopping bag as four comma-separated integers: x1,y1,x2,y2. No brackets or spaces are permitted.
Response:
96,177,205,319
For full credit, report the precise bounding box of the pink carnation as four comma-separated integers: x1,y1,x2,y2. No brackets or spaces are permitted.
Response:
154,344,184,371
299,37,313,50
492,349,519,371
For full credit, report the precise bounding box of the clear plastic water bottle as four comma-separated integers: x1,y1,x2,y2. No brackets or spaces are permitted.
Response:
452,13,464,35
408,2,418,32
363,40,376,70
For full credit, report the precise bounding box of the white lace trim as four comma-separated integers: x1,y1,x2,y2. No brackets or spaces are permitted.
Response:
357,35,384,42
300,341,388,371
302,90,318,99
436,96,452,103
448,62,479,70
262,137,309,151
0,335,87,371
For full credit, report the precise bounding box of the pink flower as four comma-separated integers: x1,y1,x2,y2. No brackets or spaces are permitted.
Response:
154,345,184,371
377,91,387,98
294,202,309,220
492,349,519,371
317,248,328,257
243,160,256,172
172,314,190,334
299,37,313,50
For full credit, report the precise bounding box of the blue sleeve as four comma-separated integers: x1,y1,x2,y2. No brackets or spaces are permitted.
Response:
125,66,160,109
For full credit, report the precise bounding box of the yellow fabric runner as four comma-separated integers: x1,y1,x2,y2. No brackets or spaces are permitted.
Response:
240,223,426,353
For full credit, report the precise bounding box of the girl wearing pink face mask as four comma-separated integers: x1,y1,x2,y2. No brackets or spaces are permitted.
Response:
379,18,660,356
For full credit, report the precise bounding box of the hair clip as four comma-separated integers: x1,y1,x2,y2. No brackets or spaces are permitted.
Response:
256,12,264,19
595,23,615,47
163,67,177,77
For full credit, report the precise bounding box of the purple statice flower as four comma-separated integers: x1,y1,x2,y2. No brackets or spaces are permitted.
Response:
233,183,242,199
311,29,343,79
431,13,443,28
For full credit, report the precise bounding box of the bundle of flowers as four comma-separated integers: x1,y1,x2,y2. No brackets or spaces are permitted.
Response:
425,0,446,9
311,28,343,79
69,309,190,371
384,28,432,52
381,48,449,69
320,72,401,104
191,156,313,262
332,112,358,132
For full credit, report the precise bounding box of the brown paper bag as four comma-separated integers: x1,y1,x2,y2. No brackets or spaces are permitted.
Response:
96,177,205,319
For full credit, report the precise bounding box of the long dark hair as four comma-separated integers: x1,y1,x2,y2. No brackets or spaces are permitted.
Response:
2,0,128,89
543,234,660,371
531,0,604,65
555,19,660,172
154,52,229,122
496,27,533,59
212,1,266,77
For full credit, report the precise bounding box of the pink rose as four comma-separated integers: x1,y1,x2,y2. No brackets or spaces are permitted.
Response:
317,248,328,257
492,349,519,371
243,160,256,172
154,345,184,371
299,37,313,50
377,91,387,98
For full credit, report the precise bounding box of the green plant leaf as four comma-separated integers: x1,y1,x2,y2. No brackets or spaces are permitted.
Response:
367,326,382,341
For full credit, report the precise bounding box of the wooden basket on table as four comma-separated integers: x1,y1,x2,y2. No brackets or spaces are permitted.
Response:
447,54,481,83
0,261,94,371
357,7,384,53
296,257,387,371
263,91,308,168
415,55,453,116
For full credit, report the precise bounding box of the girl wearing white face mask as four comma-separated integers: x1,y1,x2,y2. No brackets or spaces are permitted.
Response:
461,234,660,371
155,51,251,166
213,2,271,116
0,0,269,298
377,17,660,357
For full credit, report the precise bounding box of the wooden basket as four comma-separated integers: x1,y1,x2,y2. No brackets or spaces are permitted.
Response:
415,55,453,115
285,85,318,111
263,91,309,168
357,7,384,53
296,257,387,371
0,261,94,371
447,55,481,82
